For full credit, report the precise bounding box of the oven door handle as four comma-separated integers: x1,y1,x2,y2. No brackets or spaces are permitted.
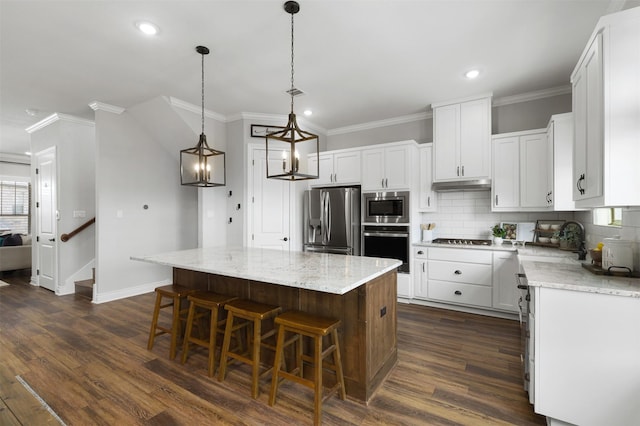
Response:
363,231,410,238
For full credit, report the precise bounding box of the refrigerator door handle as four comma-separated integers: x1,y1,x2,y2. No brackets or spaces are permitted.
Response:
326,192,332,241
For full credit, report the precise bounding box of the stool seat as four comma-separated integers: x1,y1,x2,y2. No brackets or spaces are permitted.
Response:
147,284,197,360
218,299,282,398
181,291,238,377
269,310,346,426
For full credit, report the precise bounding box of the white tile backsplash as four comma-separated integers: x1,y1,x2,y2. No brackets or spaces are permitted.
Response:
419,191,575,240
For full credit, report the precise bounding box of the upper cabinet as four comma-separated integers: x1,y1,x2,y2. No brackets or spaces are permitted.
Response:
432,95,492,182
492,129,549,212
417,144,437,212
308,150,361,187
571,7,640,207
361,142,414,191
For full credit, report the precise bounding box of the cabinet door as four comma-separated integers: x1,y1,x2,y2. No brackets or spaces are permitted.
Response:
333,151,361,184
573,33,603,202
433,104,459,181
414,260,428,299
492,137,520,210
311,154,334,186
418,145,436,211
361,148,386,190
520,132,549,209
384,145,410,189
460,98,490,179
492,252,518,312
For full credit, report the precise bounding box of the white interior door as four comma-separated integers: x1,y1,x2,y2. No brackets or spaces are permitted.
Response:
35,147,57,292
250,147,290,250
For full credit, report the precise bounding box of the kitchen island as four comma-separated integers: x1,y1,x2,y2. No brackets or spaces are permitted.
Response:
132,247,402,403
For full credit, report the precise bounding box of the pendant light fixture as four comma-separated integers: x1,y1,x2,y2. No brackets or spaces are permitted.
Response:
265,0,319,181
180,46,226,187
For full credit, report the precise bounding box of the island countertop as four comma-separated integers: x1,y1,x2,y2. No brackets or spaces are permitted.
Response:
132,246,402,295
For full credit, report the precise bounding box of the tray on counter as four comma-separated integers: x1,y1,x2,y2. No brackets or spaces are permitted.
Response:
581,262,640,278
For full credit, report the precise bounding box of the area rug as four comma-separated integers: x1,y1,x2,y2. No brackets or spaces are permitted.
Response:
0,280,10,287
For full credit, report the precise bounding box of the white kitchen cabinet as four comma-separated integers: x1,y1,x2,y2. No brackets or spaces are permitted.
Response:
492,129,548,211
492,251,518,312
534,286,640,425
413,247,428,299
427,247,493,309
361,142,413,191
432,95,491,182
571,7,640,207
417,144,437,212
546,113,576,211
308,150,361,187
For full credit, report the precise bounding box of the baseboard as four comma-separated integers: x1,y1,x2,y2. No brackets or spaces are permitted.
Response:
92,279,171,304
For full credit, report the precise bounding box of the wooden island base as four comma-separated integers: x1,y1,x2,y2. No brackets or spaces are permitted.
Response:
174,267,398,403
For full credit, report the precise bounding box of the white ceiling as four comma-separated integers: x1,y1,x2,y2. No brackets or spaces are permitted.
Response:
0,0,635,157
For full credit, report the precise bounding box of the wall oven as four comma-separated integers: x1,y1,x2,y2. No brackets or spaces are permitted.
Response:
362,225,410,273
363,191,409,224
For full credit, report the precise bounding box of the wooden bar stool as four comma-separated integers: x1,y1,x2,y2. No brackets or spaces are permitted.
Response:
218,299,282,398
181,291,238,377
147,284,196,360
268,311,346,426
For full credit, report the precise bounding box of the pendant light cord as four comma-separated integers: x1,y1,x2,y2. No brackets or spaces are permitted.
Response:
201,51,205,135
290,10,295,114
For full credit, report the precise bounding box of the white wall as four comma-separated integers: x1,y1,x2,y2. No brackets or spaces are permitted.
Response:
94,107,197,302
29,116,96,295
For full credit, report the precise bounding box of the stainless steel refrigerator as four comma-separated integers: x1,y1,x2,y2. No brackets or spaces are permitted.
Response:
303,186,360,255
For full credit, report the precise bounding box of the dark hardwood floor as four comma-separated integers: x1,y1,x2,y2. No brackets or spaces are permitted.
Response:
0,271,544,425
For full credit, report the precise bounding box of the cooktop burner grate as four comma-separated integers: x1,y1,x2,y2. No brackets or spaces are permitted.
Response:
431,238,492,246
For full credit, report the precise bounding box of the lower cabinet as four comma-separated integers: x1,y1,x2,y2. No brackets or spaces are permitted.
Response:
412,246,519,313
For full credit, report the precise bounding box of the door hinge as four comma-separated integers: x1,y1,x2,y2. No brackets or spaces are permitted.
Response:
252,196,254,203
37,269,40,275
252,159,255,166
36,236,39,242
251,234,254,241
36,202,39,208
36,168,39,175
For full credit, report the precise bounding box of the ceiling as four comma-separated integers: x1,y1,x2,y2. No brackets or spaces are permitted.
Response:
1,0,635,157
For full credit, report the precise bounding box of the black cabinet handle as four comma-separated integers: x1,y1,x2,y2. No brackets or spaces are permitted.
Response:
454,270,462,275
454,290,462,295
577,173,585,195
417,250,424,255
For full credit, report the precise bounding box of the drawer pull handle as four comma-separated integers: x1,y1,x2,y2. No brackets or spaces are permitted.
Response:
454,290,462,295
454,270,462,275
417,250,424,255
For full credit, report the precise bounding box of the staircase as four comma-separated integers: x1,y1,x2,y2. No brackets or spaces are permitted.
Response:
74,268,95,299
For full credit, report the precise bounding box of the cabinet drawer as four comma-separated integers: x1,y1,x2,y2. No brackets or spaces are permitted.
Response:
428,280,492,308
428,260,492,286
428,247,492,264
413,247,428,259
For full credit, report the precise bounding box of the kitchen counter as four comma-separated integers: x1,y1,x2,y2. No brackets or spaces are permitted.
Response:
132,246,401,402
517,246,640,298
132,246,401,295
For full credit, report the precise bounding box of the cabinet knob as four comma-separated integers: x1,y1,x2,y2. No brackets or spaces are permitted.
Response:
454,270,462,275
281,237,288,241
454,290,462,295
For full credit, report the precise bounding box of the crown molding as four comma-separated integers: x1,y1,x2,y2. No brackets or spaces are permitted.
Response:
492,85,571,107
25,113,95,134
89,101,125,114
327,112,431,136
168,96,226,122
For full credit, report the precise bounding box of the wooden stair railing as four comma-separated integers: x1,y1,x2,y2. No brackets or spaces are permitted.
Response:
61,217,95,242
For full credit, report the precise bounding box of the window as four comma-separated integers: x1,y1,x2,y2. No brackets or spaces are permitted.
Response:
593,207,622,227
0,180,30,234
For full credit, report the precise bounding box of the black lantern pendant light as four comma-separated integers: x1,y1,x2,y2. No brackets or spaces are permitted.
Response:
265,1,319,180
180,46,226,187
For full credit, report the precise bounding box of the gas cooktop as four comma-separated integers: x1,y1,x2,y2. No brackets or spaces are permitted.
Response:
431,238,492,246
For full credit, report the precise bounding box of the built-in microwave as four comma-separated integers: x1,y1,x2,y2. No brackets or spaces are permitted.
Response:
363,191,410,223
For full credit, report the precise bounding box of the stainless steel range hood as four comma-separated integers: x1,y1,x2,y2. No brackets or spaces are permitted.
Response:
431,179,491,192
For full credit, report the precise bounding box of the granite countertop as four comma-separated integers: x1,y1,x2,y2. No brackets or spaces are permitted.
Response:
413,241,517,252
517,246,640,298
132,247,402,295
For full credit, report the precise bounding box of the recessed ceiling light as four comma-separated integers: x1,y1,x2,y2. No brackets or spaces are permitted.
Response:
465,69,480,79
136,21,159,36
303,109,313,116
25,108,38,116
